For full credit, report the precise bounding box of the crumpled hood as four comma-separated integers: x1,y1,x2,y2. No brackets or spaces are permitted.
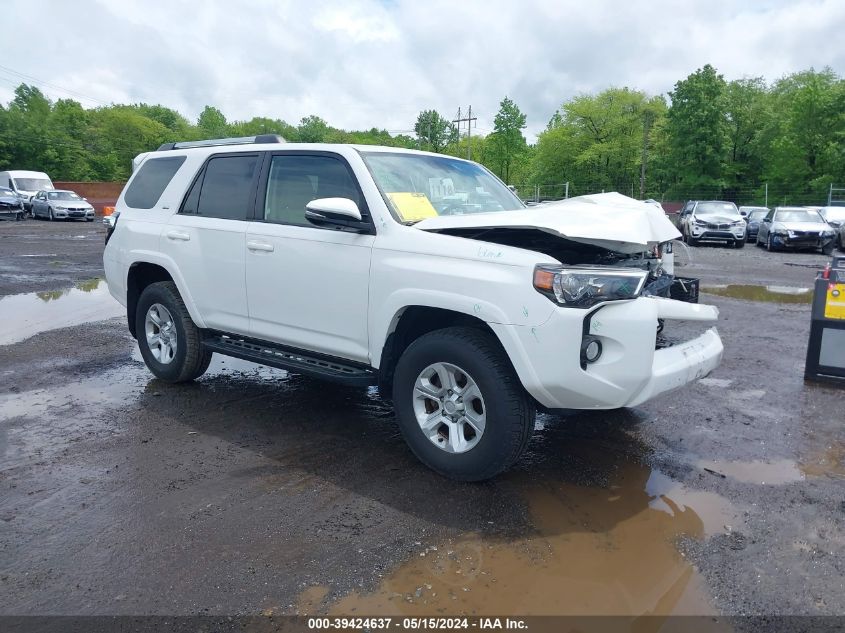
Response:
694,214,742,224
416,192,681,253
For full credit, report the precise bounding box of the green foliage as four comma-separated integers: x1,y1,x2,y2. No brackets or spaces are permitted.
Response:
486,97,527,184
3,65,845,204
665,64,728,195
532,88,666,197
414,110,458,152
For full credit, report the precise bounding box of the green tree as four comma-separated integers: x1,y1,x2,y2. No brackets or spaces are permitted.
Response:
414,110,457,152
297,115,330,143
761,68,844,199
666,64,728,196
486,97,527,183
197,105,228,139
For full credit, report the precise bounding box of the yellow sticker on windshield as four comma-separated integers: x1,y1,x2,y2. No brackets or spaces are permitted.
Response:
387,192,438,222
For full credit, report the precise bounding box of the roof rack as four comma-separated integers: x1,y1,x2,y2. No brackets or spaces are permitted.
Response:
156,134,286,151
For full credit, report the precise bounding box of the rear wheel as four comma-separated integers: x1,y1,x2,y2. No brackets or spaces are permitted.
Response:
392,327,534,481
136,281,212,383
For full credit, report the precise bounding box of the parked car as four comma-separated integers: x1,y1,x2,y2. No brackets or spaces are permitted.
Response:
104,136,722,481
0,170,54,213
739,207,769,241
838,224,845,252
755,207,836,253
678,200,746,248
0,186,25,220
818,206,845,231
31,189,95,221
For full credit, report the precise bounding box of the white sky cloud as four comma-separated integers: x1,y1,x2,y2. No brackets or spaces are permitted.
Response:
1,0,843,141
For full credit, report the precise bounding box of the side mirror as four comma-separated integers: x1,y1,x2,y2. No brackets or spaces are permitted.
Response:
739,210,747,217
763,218,771,223
305,197,368,232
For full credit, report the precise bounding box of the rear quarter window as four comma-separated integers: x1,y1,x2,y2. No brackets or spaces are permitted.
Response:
124,156,187,209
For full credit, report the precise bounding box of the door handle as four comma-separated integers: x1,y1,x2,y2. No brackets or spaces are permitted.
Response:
166,230,190,241
247,241,274,252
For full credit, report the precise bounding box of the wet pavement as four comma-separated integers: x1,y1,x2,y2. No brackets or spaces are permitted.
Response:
1,222,844,622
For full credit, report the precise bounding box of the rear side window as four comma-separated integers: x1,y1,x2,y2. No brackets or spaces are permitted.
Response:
124,156,186,209
187,154,258,220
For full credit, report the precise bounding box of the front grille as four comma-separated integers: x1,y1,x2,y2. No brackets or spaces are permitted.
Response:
0,201,21,210
706,222,731,230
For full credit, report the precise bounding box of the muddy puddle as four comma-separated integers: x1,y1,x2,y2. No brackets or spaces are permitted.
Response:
697,458,805,485
301,459,737,618
701,284,813,304
0,278,123,345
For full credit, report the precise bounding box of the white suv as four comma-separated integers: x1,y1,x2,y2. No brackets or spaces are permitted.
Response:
104,136,723,480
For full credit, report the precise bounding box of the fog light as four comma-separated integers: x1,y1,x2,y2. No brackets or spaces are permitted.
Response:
581,337,603,365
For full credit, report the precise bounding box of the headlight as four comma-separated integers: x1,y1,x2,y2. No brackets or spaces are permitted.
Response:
694,218,707,226
533,265,648,308
822,229,834,237
732,220,744,227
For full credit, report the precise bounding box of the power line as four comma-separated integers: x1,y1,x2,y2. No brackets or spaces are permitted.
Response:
0,64,109,107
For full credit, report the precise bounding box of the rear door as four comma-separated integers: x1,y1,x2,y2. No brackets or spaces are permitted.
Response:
245,151,375,363
162,152,261,335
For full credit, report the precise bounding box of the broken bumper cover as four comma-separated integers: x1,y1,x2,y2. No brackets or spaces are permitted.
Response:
492,296,723,410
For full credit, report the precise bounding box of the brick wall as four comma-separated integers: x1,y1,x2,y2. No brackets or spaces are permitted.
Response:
53,181,124,215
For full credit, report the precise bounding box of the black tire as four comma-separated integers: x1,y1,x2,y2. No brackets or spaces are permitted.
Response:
392,326,534,481
766,233,776,252
135,281,212,383
48,208,54,221
821,242,834,256
85,217,94,222
734,238,745,249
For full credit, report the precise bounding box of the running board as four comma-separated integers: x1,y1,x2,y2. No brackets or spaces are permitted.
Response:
203,333,377,386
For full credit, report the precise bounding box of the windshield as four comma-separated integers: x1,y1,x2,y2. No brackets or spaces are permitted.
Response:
748,210,768,220
775,209,824,223
820,207,845,222
13,178,53,192
48,191,82,201
695,202,740,217
361,152,524,223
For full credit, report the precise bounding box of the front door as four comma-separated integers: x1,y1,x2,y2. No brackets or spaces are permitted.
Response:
245,152,374,364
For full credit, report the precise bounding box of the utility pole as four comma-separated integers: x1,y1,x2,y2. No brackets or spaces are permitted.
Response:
765,182,768,207
452,105,477,160
639,110,654,199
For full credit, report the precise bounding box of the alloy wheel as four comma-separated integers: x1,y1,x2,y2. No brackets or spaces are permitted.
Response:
412,362,486,454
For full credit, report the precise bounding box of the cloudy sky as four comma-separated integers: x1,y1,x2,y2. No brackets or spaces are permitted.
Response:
2,0,843,140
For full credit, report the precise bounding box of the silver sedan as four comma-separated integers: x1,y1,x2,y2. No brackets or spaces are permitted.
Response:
31,189,95,221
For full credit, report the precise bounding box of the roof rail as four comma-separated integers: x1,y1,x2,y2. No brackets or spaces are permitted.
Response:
156,134,286,151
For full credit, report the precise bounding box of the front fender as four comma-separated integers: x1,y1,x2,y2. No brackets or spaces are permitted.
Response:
126,250,207,329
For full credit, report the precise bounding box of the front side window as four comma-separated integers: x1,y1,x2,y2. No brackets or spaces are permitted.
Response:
263,154,361,226
361,152,523,223
188,154,258,220
124,156,186,209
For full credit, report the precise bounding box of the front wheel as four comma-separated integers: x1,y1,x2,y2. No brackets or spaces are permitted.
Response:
48,208,54,221
136,281,212,383
766,233,776,252
733,238,745,249
392,327,534,481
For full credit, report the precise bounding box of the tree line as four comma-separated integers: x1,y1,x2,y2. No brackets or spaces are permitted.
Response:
1,64,843,204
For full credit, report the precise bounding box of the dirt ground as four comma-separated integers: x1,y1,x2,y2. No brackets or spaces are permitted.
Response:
1,219,843,626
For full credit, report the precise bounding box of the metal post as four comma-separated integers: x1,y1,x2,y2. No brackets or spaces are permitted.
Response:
467,105,472,161
765,183,768,207
565,182,569,199
830,183,834,206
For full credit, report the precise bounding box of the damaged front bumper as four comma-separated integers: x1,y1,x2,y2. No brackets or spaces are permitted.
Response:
491,296,723,410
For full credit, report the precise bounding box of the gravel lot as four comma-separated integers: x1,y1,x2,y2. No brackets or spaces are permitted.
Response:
0,219,843,624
